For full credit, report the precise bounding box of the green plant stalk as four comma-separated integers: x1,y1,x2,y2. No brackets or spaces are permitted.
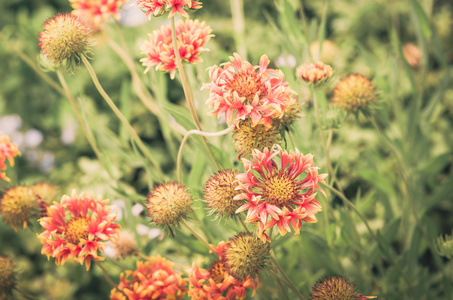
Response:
181,219,216,253
229,0,247,58
95,260,118,289
169,16,221,171
0,32,65,97
81,55,165,181
270,255,305,300
236,214,250,233
176,126,234,183
298,0,310,43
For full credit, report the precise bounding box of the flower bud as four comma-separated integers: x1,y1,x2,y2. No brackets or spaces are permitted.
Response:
297,61,333,85
309,275,376,300
332,74,377,115
436,232,453,259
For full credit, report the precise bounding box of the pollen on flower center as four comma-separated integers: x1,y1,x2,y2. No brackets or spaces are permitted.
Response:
264,175,298,206
226,72,267,101
209,261,227,284
65,217,89,244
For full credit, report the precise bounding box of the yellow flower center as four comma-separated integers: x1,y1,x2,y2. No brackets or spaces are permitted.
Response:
264,174,298,206
209,261,228,284
226,72,267,102
65,217,89,244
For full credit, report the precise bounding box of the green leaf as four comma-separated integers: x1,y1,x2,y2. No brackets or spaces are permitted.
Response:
356,169,397,199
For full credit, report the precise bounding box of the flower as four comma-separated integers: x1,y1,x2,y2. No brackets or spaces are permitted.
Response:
233,119,281,158
136,0,202,18
235,145,327,242
0,255,17,298
309,275,376,300
402,43,422,68
296,61,333,85
37,190,121,271
0,186,40,231
110,256,187,299
140,19,213,79
70,0,127,26
38,13,93,70
204,53,296,129
204,170,243,219
0,133,21,182
147,182,193,229
188,240,260,300
332,74,377,114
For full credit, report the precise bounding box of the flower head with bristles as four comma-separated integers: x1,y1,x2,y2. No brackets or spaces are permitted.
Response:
0,186,40,231
188,240,260,300
297,61,333,85
140,19,213,79
332,74,377,115
309,275,376,300
235,145,327,242
112,230,138,259
70,0,127,27
0,255,17,298
147,182,193,229
136,0,202,18
38,13,93,71
204,170,243,219
37,190,121,270
0,133,21,182
110,256,187,299
204,53,297,129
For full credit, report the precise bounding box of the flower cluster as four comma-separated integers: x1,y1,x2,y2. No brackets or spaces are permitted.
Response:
141,19,213,79
38,190,121,270
136,0,202,18
297,61,333,85
0,133,21,182
110,256,187,299
235,145,327,242
70,0,127,26
188,238,262,300
204,53,297,129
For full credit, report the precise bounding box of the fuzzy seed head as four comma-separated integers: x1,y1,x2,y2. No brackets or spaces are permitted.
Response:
38,13,92,70
310,276,356,300
233,119,281,158
223,233,271,282
0,256,17,297
204,170,242,219
147,182,193,228
332,74,377,114
0,186,39,231
113,231,138,259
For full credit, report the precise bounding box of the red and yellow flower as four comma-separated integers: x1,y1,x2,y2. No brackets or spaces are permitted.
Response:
235,145,327,242
136,0,202,18
70,0,127,26
189,241,260,300
204,53,296,129
141,19,213,79
110,256,187,299
0,133,21,182
38,190,121,270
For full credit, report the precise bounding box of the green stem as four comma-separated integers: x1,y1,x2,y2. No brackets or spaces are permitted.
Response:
270,255,305,300
177,126,234,183
95,261,118,289
169,16,221,171
81,55,165,181
181,219,216,253
229,0,247,58
298,0,310,41
237,214,250,233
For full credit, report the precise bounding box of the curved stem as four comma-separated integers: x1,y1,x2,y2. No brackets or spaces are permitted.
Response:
181,219,216,253
270,255,305,300
170,16,221,170
95,261,118,289
237,214,250,233
81,55,165,181
177,126,234,183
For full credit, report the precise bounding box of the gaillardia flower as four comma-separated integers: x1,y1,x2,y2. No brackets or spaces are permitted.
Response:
38,190,121,270
0,255,17,298
235,145,327,242
188,240,260,300
204,170,243,219
309,275,376,300
0,133,21,182
0,186,40,231
110,256,187,299
147,182,193,229
296,61,333,85
141,19,212,79
70,0,127,26
38,13,93,70
136,0,202,18
204,53,296,129
332,74,377,114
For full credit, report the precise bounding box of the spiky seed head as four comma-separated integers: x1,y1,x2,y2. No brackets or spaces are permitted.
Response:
204,170,242,219
0,186,39,231
0,255,17,297
332,74,377,115
38,13,93,71
309,276,356,300
223,233,271,281
233,119,281,158
147,182,193,228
